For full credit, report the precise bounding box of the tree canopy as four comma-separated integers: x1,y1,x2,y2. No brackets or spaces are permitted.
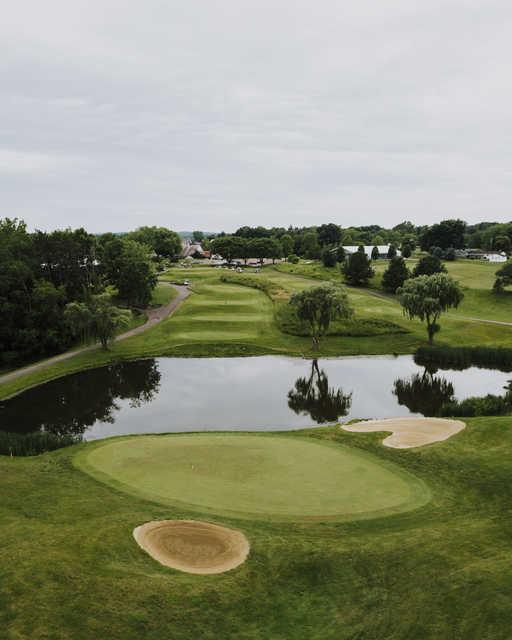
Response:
289,285,352,348
317,223,341,247
413,254,447,277
398,273,464,344
419,219,466,251
127,226,181,259
288,360,352,423
493,261,512,293
382,256,410,293
343,251,374,286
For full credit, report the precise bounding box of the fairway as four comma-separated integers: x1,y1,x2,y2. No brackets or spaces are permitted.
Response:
76,434,429,519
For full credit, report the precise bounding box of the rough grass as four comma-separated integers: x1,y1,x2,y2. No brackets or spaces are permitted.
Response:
1,419,512,639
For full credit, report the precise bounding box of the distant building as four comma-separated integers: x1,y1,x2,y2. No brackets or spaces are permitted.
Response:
181,240,204,258
456,249,507,263
343,245,401,259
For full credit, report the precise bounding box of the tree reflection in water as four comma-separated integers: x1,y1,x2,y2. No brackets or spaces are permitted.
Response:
0,359,161,436
288,359,352,423
393,367,454,416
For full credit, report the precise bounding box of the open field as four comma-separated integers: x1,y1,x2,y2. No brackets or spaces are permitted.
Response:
2,262,512,400
2,420,512,639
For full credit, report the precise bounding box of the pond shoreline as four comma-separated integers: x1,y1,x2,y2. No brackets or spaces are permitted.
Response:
2,355,509,441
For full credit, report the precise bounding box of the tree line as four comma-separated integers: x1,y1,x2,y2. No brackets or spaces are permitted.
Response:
0,219,181,366
205,218,512,263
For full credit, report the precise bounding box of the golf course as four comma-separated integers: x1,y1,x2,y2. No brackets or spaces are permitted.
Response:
75,433,430,520
2,258,512,401
2,416,512,638
1,257,512,639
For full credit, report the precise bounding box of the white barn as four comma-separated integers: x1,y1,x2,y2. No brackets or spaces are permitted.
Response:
343,245,401,259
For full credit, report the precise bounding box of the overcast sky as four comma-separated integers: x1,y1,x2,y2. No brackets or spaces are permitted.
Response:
2,1,512,233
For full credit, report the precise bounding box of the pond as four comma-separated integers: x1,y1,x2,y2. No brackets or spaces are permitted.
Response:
1,355,510,440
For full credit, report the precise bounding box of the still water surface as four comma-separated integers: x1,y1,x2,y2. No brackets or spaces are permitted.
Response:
1,356,509,440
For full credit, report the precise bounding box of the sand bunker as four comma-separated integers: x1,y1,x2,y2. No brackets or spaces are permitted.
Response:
133,520,250,574
342,417,465,449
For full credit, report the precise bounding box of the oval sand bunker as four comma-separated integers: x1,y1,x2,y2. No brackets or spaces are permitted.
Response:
342,417,465,448
133,520,250,574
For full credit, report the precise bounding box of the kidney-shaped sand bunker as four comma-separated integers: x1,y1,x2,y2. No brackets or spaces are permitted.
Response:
342,417,465,448
133,520,250,574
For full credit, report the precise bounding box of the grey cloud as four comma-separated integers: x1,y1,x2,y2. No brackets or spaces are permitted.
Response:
1,0,512,231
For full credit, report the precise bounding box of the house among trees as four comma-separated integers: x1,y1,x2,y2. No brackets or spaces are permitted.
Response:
181,239,205,258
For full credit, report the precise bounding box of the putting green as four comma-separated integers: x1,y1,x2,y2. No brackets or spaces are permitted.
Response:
75,434,430,520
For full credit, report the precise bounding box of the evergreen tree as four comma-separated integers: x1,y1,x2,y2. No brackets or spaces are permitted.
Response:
343,251,374,286
413,254,447,277
401,243,412,258
321,247,337,267
382,256,410,293
336,246,346,263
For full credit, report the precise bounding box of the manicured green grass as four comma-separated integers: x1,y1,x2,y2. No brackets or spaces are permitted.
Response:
3,263,512,401
150,282,179,307
2,419,512,639
276,259,512,324
76,434,428,520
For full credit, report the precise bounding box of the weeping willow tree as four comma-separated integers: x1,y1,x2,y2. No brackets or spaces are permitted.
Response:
288,359,352,423
289,285,352,349
398,273,463,344
393,369,454,416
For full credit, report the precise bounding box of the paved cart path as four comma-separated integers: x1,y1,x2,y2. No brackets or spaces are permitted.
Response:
0,284,190,386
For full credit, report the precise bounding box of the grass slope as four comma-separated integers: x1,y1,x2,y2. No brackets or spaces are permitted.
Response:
1,419,512,639
75,433,428,520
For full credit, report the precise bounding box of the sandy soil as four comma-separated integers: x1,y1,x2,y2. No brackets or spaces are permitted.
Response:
133,520,250,575
342,417,466,449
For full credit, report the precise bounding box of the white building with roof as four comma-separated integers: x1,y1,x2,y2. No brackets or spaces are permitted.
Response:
343,245,401,259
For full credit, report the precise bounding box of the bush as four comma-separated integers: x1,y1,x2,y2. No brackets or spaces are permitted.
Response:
440,394,511,417
321,248,337,268
413,254,447,277
444,247,456,261
430,246,444,259
275,304,408,337
287,254,299,264
415,345,512,372
0,431,81,456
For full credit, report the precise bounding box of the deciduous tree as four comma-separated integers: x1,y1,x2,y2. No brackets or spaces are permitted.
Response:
289,285,352,349
398,273,463,344
413,254,446,277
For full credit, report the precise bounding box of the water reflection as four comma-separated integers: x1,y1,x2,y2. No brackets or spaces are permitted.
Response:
0,359,161,436
2,355,511,440
288,359,352,423
393,368,454,416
